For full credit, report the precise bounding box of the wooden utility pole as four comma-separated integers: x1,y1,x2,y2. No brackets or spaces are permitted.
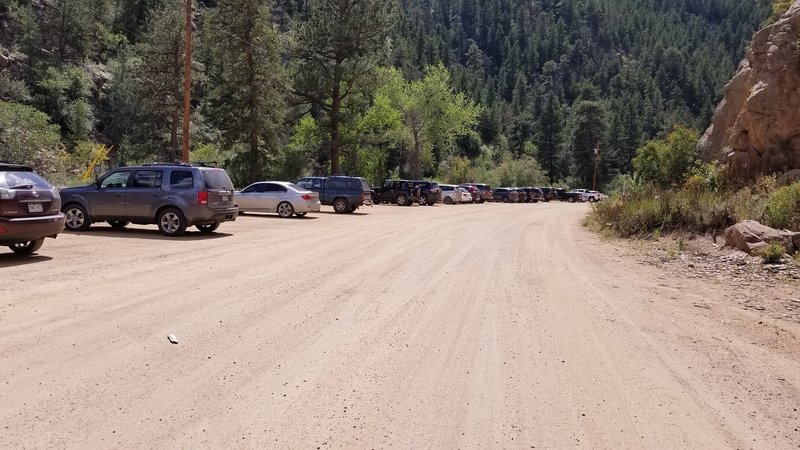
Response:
592,143,599,190
181,0,193,163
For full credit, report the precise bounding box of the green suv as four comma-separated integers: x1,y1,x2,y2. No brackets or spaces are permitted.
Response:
60,163,238,236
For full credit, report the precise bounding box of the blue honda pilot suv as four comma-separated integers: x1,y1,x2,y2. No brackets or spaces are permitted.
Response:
60,163,238,236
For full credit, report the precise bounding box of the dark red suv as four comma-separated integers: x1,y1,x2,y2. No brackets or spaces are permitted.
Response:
0,163,65,254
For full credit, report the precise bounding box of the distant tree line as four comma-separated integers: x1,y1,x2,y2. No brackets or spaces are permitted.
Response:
0,0,771,188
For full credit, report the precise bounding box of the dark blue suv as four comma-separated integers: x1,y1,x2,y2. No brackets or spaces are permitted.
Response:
295,176,372,213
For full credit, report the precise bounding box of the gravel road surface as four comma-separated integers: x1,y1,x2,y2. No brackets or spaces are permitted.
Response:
1,202,798,448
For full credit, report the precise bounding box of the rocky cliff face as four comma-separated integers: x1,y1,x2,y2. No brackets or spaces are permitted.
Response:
699,1,800,180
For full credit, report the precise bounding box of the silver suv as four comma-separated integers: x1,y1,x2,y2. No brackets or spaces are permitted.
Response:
60,163,238,236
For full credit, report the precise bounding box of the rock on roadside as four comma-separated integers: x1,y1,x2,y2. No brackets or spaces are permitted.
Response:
724,220,798,254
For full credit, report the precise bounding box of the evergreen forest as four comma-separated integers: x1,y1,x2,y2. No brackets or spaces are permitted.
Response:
0,0,775,188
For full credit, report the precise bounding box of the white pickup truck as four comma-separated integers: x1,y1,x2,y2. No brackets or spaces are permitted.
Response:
571,189,605,202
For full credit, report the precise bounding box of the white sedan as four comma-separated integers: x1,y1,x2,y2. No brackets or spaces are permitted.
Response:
235,181,321,218
458,187,472,203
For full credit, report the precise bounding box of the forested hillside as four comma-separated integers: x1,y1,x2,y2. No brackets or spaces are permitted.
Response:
0,0,772,187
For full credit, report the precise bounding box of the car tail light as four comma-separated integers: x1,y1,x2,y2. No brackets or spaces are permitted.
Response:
301,194,313,200
0,226,6,233
198,191,209,205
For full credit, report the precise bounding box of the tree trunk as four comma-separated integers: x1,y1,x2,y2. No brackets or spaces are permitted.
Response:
247,24,259,183
411,128,422,179
170,38,182,162
170,107,180,162
330,64,342,175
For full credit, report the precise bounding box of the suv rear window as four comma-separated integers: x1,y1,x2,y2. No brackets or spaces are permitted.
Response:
201,169,234,190
0,171,52,189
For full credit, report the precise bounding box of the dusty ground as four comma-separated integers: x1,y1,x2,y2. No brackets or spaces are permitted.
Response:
1,202,798,449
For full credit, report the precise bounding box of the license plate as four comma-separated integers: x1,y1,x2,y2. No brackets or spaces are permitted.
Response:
28,203,43,213
222,195,229,202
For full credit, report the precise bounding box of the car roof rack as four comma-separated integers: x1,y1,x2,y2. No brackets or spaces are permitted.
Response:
192,161,219,167
140,162,192,167
0,161,33,170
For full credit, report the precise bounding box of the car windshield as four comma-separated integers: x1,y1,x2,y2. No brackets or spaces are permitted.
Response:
201,169,234,190
0,171,52,189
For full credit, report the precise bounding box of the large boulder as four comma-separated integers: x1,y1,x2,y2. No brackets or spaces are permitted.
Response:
699,2,800,180
724,220,797,254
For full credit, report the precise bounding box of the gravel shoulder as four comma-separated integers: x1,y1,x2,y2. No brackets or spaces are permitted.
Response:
1,202,798,448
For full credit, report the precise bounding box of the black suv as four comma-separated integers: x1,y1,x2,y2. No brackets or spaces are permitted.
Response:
411,180,442,206
295,176,372,213
0,162,65,254
372,179,417,206
60,163,238,236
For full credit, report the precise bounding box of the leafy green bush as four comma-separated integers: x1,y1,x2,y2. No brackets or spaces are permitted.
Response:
588,182,739,237
632,126,700,188
759,241,787,264
769,0,794,22
0,100,62,166
0,74,32,103
764,183,800,230
588,189,673,236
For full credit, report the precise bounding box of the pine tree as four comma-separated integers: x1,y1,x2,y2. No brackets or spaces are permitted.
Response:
537,94,562,183
202,0,286,183
129,0,186,161
293,0,393,175
570,100,606,187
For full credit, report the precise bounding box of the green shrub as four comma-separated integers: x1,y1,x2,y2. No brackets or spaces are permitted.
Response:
759,241,787,264
764,182,800,230
769,0,793,22
588,181,741,237
0,100,62,166
632,126,700,188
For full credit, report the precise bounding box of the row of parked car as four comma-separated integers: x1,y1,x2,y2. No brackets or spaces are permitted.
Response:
0,161,603,255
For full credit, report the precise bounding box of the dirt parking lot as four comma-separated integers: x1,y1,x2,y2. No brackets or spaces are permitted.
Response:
1,202,799,448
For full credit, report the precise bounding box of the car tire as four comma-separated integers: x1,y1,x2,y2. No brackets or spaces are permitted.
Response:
295,212,307,217
157,207,187,236
108,220,129,229
444,196,453,205
196,222,220,233
63,204,91,231
9,238,45,255
568,197,576,203
277,201,294,218
395,194,408,206
419,196,427,206
502,197,509,203
333,198,349,214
